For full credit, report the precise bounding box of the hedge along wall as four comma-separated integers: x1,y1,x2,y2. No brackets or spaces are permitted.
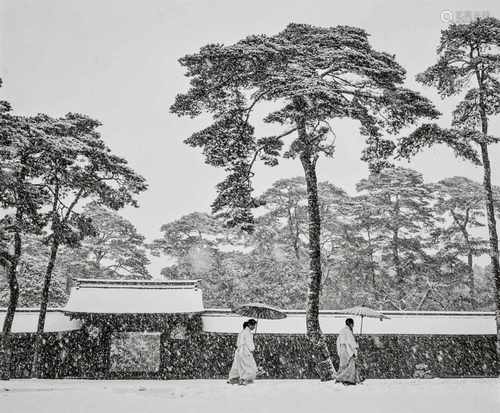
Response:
5,331,497,379
161,333,498,379
6,330,95,378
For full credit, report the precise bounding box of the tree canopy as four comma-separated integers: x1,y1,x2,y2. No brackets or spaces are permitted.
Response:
172,23,439,230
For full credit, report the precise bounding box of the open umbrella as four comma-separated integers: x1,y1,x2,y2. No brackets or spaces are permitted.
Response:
340,306,390,334
232,302,287,333
232,303,286,378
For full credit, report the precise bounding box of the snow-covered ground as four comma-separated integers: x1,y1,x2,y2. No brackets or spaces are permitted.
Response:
1,379,499,413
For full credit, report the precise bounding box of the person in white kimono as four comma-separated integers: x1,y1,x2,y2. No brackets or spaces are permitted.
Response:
335,318,362,385
227,319,258,385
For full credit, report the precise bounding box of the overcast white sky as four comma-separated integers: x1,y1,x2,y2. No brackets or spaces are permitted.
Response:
1,0,499,276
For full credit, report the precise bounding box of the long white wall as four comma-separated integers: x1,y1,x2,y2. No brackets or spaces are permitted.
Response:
0,308,81,333
201,309,497,335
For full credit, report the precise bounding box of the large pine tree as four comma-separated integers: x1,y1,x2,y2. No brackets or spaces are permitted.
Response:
399,18,500,372
171,23,438,380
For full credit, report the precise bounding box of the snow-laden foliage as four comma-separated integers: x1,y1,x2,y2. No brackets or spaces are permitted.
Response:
396,17,500,373
154,169,497,311
74,202,151,280
0,83,148,378
172,23,438,230
171,23,439,380
0,203,152,308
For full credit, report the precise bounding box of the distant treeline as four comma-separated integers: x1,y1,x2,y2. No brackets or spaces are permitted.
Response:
152,168,499,311
1,167,498,312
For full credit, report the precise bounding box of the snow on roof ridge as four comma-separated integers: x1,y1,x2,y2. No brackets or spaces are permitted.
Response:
74,278,200,284
65,282,205,314
73,278,201,289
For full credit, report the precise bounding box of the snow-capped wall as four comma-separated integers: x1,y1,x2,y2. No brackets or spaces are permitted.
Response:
0,308,81,332
0,308,496,335
201,309,497,335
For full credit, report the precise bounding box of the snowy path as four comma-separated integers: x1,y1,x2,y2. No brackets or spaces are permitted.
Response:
1,379,499,413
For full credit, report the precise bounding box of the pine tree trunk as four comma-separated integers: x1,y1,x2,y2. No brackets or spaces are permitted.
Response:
1,268,19,380
467,251,475,310
287,207,301,260
1,163,28,380
464,237,475,310
300,150,336,381
1,221,22,380
457,219,475,309
479,142,500,376
475,67,500,376
392,229,404,302
366,229,376,288
391,198,404,304
31,240,60,378
0,265,20,380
